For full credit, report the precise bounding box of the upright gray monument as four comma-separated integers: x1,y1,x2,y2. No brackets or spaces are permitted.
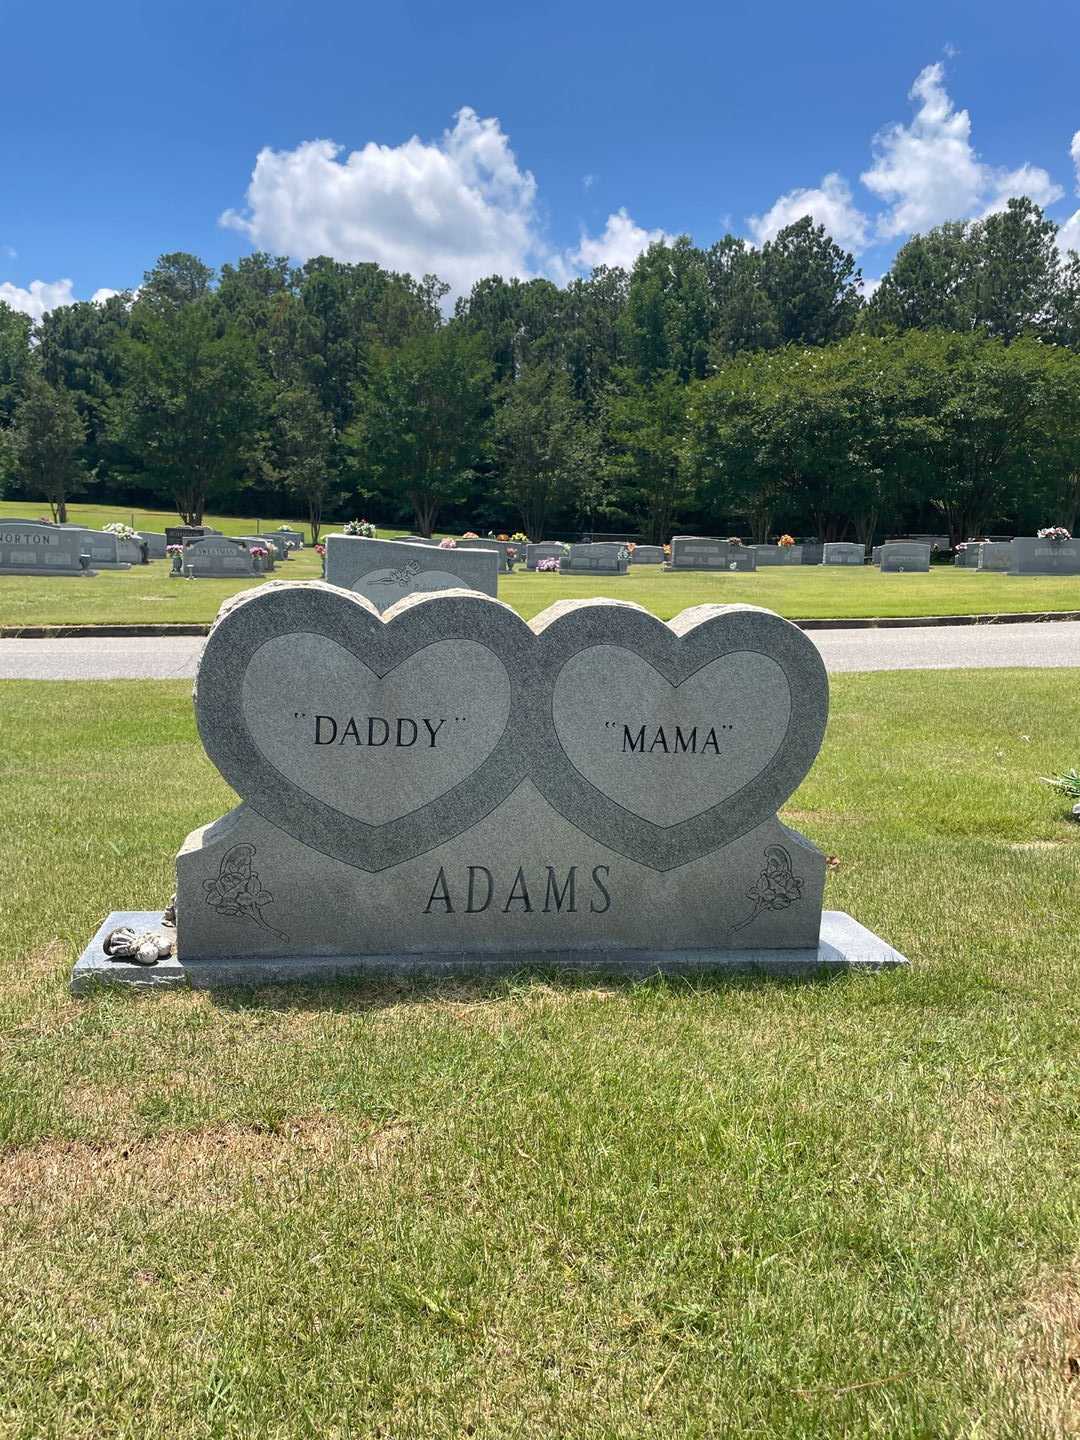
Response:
324,535,499,611
822,542,864,566
75,585,907,989
669,537,754,571
630,545,665,564
0,520,96,576
138,532,168,559
560,543,629,575
977,542,1011,572
753,545,803,566
181,537,257,578
1009,537,1080,575
525,541,570,570
57,528,130,570
879,542,931,573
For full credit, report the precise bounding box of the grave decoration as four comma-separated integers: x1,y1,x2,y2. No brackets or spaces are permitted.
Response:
74,584,908,990
324,535,498,611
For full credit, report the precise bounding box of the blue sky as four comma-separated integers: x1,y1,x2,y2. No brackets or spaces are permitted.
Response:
3,0,1079,317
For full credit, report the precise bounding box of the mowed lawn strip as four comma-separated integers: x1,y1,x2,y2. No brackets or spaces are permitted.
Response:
3,498,1080,626
0,671,1078,1437
3,549,1080,627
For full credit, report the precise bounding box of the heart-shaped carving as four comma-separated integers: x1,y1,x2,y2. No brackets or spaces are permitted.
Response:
531,601,827,871
195,583,533,872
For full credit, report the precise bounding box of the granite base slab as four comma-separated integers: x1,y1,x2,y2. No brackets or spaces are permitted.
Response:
71,912,188,993
72,909,907,992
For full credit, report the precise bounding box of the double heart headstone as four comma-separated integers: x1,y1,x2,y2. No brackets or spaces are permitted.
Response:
119,581,908,986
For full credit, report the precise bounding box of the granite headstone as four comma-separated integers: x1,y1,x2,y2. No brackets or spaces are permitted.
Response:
525,541,570,570
560,542,629,575
753,545,803,566
324,535,499,611
181,537,257,578
630,545,666,564
1009,537,1080,575
0,520,96,576
73,584,907,988
879,542,931,573
977,541,1011,572
822,542,864,566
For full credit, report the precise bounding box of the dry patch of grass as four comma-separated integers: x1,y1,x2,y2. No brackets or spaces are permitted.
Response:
988,1263,1080,1439
0,1115,409,1216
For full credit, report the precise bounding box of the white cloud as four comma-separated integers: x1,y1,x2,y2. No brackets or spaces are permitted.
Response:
0,277,76,320
747,172,869,250
862,63,985,237
863,63,1065,236
222,107,544,300
90,287,121,304
1060,132,1080,254
571,207,673,272
859,275,883,301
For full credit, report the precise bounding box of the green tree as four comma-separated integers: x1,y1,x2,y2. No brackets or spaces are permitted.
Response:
346,327,492,536
12,374,86,521
269,385,337,542
112,298,258,524
605,370,694,542
37,294,132,485
759,217,863,346
0,301,33,428
494,362,583,540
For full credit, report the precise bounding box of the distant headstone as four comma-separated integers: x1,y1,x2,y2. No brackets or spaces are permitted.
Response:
73,584,909,989
799,543,824,565
271,527,305,550
560,542,629,575
871,546,882,565
464,539,516,573
0,520,96,576
976,542,1011,572
525,541,569,570
630,545,665,564
879,542,931,573
138,532,167,559
324,535,498,611
908,534,950,552
753,545,803,566
181,537,257,578
822,542,864,566
954,545,981,568
165,525,214,548
56,528,130,570
1009,537,1080,575
388,534,439,545
669,536,747,570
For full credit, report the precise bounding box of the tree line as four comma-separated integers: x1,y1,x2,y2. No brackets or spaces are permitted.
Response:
1,196,1078,545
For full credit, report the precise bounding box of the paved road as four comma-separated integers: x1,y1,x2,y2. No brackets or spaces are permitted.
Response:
0,621,1078,680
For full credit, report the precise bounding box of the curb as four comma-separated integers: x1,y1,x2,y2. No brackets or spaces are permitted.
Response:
3,610,1080,640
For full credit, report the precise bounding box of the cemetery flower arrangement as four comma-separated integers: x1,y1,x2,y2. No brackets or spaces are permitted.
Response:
511,531,528,543
463,531,479,539
248,545,268,558
536,556,561,572
314,543,326,557
1041,767,1080,799
104,522,140,542
343,519,377,538
497,533,510,541
165,544,185,556
1037,526,1072,542
777,534,795,547
439,537,457,548
727,536,743,546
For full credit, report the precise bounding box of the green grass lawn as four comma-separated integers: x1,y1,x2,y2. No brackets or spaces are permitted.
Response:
3,499,1080,627
1,671,1078,1436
